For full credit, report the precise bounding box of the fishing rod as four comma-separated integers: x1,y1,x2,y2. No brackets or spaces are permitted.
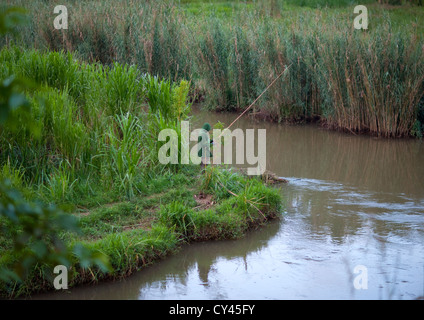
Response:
217,64,292,138
199,65,291,170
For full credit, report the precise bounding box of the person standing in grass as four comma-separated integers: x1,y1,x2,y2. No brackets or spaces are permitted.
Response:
198,122,213,169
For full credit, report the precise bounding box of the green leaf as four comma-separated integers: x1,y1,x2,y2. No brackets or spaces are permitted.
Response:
0,268,21,283
0,104,10,124
30,240,48,259
8,93,28,110
2,204,18,223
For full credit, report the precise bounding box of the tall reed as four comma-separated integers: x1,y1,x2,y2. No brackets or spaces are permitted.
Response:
2,0,424,137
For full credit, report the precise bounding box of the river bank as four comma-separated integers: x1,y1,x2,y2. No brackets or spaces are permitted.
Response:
0,164,282,298
0,45,284,298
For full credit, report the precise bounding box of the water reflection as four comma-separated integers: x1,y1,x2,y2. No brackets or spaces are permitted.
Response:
136,219,281,300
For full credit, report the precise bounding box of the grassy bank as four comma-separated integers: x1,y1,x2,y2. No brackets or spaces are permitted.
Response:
1,165,282,298
0,47,283,298
2,0,423,137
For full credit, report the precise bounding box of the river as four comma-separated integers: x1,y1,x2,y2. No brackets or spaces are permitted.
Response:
33,108,424,300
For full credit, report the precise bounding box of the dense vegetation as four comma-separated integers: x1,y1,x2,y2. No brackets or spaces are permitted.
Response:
2,0,423,137
0,45,282,297
0,0,423,298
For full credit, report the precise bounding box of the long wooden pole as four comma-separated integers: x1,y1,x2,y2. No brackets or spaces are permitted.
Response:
220,64,291,135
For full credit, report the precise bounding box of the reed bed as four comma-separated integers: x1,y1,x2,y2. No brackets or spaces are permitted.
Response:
1,0,423,137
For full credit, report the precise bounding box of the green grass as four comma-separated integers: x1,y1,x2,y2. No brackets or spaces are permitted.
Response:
0,163,283,297
0,46,196,204
0,46,283,297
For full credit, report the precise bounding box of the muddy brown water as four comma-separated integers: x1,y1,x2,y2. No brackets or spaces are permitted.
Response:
33,108,424,300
